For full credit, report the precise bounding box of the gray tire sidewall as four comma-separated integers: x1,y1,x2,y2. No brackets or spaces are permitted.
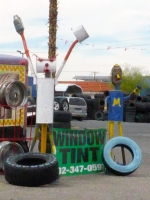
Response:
103,136,142,175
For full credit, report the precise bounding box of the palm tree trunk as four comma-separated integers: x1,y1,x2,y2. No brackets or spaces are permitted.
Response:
49,0,58,61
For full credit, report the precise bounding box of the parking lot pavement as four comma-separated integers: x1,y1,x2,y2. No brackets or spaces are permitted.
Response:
0,121,150,200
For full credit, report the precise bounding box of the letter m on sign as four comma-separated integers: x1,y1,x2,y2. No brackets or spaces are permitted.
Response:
112,98,121,107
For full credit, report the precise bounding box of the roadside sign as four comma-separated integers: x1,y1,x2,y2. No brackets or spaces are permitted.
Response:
53,128,106,176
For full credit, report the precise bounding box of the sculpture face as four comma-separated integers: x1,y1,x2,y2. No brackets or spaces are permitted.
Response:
111,64,122,87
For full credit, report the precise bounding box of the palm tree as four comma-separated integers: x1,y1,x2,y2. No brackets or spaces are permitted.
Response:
49,0,58,70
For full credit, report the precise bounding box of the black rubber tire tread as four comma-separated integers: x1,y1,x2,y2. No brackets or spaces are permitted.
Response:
53,121,71,129
72,93,91,99
91,99,100,109
99,99,104,106
102,137,142,176
4,152,59,187
94,93,104,99
136,95,142,102
54,111,72,122
135,113,150,123
95,111,102,121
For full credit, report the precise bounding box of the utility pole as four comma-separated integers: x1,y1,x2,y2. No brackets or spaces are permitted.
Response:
91,71,99,80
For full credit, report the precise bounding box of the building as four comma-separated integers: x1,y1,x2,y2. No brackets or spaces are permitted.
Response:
58,81,112,97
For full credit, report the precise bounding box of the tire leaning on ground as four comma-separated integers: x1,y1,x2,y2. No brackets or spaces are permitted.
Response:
102,136,142,176
4,152,59,187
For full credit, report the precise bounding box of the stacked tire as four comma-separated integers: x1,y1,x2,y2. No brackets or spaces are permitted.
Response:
123,102,136,122
135,97,150,123
53,111,72,129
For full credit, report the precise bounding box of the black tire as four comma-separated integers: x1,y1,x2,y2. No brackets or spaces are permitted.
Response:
102,137,142,176
95,111,102,120
4,153,59,186
54,111,72,122
90,99,100,119
54,99,61,111
85,99,92,110
95,111,108,121
53,121,71,129
124,103,136,122
94,93,104,99
60,100,69,111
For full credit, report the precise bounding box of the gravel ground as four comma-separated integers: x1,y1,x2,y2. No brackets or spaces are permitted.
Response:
0,120,150,200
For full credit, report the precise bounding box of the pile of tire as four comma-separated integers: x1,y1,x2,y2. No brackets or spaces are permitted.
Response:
94,93,106,121
53,110,72,129
123,101,136,122
74,93,106,120
123,94,150,123
135,95,150,123
53,96,71,127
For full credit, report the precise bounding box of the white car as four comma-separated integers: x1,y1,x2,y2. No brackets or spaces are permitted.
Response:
54,96,87,121
66,97,87,121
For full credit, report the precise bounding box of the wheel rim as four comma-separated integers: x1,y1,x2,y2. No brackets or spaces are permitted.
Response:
62,101,69,111
54,101,60,110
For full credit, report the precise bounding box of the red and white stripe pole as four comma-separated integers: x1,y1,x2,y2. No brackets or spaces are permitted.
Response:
55,39,78,81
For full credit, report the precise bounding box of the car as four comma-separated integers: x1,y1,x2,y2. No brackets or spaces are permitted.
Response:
66,97,87,121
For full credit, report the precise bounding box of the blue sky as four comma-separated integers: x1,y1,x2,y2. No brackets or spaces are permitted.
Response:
1,0,150,80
